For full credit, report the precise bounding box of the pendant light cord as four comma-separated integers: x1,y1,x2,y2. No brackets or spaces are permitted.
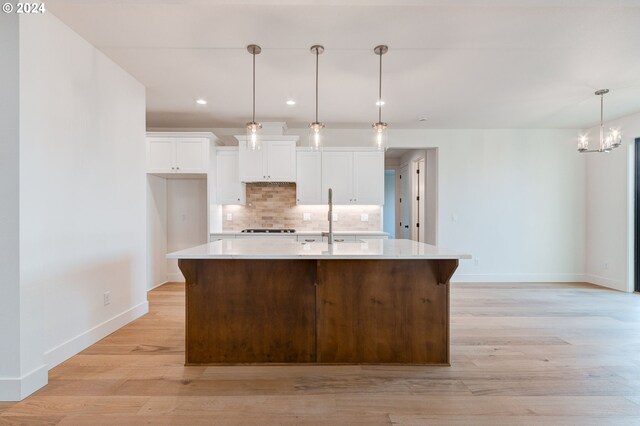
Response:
252,51,256,123
315,49,319,123
378,51,383,123
600,93,604,149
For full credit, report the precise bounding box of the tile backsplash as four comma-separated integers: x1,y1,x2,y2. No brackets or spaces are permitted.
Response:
222,183,381,231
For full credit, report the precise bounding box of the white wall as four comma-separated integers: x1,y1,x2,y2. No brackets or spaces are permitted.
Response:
17,11,148,390
147,176,168,290
166,179,208,281
0,12,28,401
280,128,586,282
585,112,640,292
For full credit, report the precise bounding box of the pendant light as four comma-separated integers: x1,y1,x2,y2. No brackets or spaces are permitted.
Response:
246,44,262,150
372,45,389,151
309,45,325,151
578,89,622,153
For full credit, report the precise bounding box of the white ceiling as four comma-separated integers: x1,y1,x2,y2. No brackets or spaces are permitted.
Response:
49,0,640,129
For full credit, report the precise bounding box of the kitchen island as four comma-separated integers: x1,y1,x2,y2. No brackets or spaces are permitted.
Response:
167,239,470,365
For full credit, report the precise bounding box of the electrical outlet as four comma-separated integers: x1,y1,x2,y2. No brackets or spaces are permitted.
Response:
360,213,369,222
103,291,111,306
603,262,609,270
226,213,233,221
332,213,338,221
474,258,480,266
303,212,311,221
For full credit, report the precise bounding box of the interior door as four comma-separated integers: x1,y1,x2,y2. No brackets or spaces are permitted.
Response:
399,164,411,239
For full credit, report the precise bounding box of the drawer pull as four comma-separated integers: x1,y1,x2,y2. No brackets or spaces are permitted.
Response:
305,239,315,242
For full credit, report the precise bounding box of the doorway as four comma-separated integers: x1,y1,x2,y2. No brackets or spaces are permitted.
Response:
383,170,396,238
399,163,411,239
412,158,425,242
635,138,640,292
384,148,438,243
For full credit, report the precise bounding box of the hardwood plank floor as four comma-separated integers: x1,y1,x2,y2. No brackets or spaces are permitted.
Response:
1,282,640,425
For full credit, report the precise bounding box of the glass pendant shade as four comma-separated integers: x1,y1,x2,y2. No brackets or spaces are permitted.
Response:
246,121,262,151
373,122,388,151
309,121,324,151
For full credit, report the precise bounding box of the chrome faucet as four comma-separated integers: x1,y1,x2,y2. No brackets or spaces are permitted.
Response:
321,188,334,245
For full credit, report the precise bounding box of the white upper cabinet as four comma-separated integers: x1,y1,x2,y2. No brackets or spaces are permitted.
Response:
321,151,354,204
296,151,322,204
353,151,385,205
238,142,264,182
237,136,298,182
267,141,296,181
174,138,208,173
146,133,214,175
321,150,384,205
147,138,174,173
216,149,245,205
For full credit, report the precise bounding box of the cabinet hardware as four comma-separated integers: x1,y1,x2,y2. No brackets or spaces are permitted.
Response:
335,239,345,242
305,239,314,242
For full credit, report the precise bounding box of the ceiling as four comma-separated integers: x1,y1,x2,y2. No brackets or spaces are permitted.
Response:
49,0,640,129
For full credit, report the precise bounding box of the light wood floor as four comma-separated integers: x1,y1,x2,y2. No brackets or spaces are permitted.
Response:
1,282,640,425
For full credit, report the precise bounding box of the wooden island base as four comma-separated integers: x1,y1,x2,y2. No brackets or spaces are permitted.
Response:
179,258,458,365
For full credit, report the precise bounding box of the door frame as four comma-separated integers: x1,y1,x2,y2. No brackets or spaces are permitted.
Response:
635,138,640,292
411,156,425,242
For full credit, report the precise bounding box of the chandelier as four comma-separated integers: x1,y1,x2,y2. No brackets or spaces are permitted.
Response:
578,89,622,153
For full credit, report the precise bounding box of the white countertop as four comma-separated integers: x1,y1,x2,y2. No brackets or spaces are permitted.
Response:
167,238,471,260
210,231,389,236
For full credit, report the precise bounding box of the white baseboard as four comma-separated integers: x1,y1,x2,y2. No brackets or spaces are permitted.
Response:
451,273,586,283
148,280,169,291
167,272,185,283
0,363,48,401
583,274,628,292
44,300,149,370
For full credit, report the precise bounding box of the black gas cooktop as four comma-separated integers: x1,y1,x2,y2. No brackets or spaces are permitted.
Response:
241,229,296,234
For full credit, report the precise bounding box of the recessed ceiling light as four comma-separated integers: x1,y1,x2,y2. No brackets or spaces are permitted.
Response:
418,117,428,122
286,99,296,106
196,99,207,105
376,100,385,106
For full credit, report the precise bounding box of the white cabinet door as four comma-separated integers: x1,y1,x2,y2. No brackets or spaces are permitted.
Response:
175,138,208,173
147,138,175,173
321,151,353,204
238,141,266,182
296,151,322,204
216,150,245,205
353,151,384,205
267,141,296,181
